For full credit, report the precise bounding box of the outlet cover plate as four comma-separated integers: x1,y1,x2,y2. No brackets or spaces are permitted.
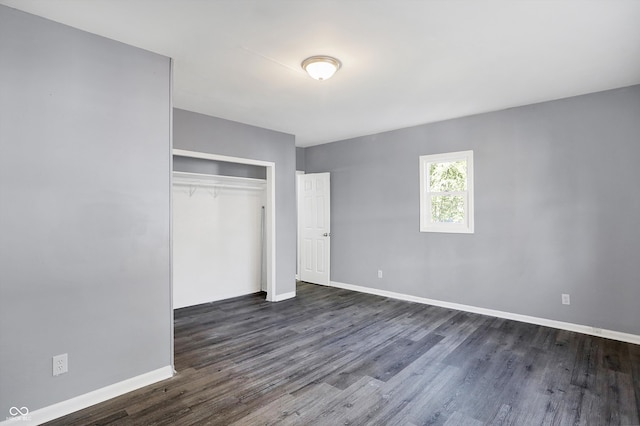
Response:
53,353,68,376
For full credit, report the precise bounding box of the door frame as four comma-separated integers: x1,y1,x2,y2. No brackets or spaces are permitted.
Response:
172,149,277,302
295,170,304,280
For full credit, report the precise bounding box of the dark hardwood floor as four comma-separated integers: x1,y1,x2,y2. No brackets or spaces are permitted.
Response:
46,282,640,425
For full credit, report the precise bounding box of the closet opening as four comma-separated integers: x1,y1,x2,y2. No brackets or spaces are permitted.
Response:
171,149,277,312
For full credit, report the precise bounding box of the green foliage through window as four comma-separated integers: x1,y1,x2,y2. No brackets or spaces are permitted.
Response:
420,150,473,233
431,195,464,223
429,161,467,192
428,160,467,223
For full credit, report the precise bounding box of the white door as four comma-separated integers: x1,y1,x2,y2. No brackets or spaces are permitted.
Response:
299,173,330,285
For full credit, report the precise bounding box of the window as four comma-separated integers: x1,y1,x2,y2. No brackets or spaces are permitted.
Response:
419,150,474,233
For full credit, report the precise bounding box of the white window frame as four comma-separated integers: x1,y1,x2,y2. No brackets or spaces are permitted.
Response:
419,150,474,234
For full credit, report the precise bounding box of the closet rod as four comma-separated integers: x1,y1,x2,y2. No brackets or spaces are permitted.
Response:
173,181,265,191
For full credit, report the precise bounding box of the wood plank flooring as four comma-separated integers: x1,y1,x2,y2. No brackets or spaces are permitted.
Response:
45,282,640,425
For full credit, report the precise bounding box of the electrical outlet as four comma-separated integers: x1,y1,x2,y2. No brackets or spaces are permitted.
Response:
53,353,68,376
561,294,570,305
377,270,383,279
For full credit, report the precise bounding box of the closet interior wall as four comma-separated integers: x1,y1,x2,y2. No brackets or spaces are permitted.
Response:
173,156,267,309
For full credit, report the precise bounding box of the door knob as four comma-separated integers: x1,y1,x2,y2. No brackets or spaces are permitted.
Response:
323,232,331,237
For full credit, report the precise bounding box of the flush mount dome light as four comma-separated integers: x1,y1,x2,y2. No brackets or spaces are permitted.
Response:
301,55,341,81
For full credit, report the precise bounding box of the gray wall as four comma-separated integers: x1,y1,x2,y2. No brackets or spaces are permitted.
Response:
296,147,306,172
174,156,267,179
0,6,172,414
305,85,640,336
173,108,297,296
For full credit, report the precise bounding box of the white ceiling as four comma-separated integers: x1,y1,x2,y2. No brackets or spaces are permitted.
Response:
2,1,640,146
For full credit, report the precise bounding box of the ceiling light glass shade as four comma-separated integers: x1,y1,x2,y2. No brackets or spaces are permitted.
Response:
302,56,341,81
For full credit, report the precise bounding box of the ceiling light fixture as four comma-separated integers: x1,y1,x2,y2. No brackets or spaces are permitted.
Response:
301,56,341,81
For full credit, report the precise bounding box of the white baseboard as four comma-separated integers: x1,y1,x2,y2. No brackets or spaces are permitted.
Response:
269,291,296,302
328,281,640,345
1,366,174,426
